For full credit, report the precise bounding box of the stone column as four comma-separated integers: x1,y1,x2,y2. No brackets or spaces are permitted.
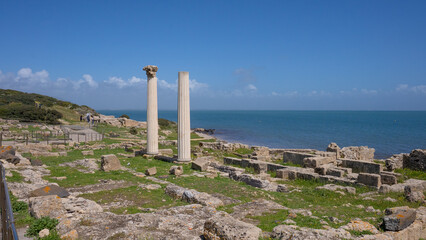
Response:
177,71,191,162
143,65,159,155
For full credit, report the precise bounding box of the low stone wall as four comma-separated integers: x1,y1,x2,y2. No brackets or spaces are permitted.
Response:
340,159,382,174
283,151,316,166
403,149,426,171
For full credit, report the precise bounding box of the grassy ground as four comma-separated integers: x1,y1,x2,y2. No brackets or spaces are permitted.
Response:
395,168,426,181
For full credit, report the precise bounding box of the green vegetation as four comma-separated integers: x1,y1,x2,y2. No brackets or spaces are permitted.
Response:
129,127,138,135
25,216,60,239
395,168,426,181
11,193,33,227
158,118,177,130
120,114,130,119
0,89,96,124
6,170,24,183
348,230,374,236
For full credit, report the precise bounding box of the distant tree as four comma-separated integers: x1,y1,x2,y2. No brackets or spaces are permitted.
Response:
120,114,130,119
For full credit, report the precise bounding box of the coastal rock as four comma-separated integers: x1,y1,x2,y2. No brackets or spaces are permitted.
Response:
403,149,426,171
204,213,262,240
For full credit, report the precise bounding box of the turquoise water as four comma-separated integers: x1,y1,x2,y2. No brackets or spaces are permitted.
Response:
97,110,426,159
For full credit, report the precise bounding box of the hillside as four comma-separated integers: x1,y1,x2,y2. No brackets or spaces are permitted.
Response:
0,89,97,124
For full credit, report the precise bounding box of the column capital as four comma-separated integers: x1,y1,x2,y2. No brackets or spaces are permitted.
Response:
143,65,158,78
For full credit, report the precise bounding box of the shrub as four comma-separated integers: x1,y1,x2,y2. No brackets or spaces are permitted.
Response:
0,103,63,124
129,127,138,135
25,216,59,239
158,118,176,129
120,114,130,119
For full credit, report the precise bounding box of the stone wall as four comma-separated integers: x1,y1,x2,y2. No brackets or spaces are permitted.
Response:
403,149,426,171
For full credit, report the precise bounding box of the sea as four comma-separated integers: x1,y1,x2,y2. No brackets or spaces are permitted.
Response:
97,110,426,159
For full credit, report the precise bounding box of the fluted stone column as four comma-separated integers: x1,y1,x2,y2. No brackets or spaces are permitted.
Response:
177,71,191,162
143,65,158,155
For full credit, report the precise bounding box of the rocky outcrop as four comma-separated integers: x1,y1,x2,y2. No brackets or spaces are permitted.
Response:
340,146,375,161
385,153,406,171
100,154,121,172
165,184,223,207
403,149,426,171
272,224,351,240
203,212,262,240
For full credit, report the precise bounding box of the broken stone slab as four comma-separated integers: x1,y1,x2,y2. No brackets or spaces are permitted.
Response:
153,155,176,163
29,195,67,219
339,220,379,234
340,146,375,160
169,165,183,176
100,154,121,172
192,157,211,171
252,162,267,174
316,184,356,194
383,206,416,231
272,224,351,240
237,174,270,188
145,167,157,176
165,184,223,207
357,173,381,188
203,212,262,240
304,156,335,168
340,159,382,174
158,148,173,155
326,168,345,177
283,151,316,166
29,185,70,198
81,150,94,156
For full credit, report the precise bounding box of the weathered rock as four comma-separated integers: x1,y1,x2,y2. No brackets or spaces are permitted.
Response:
340,220,379,234
158,148,173,155
29,185,70,198
29,195,66,219
100,154,121,172
404,185,425,202
169,166,183,176
276,184,289,193
139,184,161,190
61,158,98,173
304,156,335,168
340,146,375,160
380,172,398,185
61,229,79,240
316,184,356,194
81,150,94,156
30,158,43,166
403,149,426,171
252,162,268,174
340,159,382,174
385,153,406,171
204,213,262,240
326,142,340,157
272,224,351,240
145,167,157,176
237,174,270,188
383,206,416,231
39,229,50,238
192,157,211,171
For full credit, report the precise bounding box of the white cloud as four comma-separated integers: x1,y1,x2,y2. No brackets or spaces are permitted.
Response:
189,79,208,91
158,79,208,92
15,68,49,83
105,76,146,88
245,84,257,91
159,79,177,91
396,84,426,94
71,74,98,89
361,89,378,94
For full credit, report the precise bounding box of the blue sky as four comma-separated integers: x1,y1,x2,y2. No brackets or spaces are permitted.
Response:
1,0,425,110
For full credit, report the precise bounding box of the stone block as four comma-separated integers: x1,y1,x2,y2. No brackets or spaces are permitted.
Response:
340,146,375,160
158,148,173,155
224,157,242,166
315,166,327,175
276,184,289,193
383,207,416,231
241,159,253,168
29,185,70,198
304,156,335,168
326,168,345,177
238,174,270,188
100,154,121,172
296,171,319,180
276,169,293,179
252,162,267,174
340,159,382,174
266,163,286,172
404,185,425,202
283,151,315,166
381,172,398,185
192,158,210,171
357,173,381,188
145,167,157,176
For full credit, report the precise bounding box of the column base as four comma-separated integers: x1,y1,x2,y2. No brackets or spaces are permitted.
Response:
146,152,158,155
177,158,191,163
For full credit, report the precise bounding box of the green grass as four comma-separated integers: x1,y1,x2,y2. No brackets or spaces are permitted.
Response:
80,186,187,213
11,193,34,228
395,168,426,181
6,170,25,183
235,148,253,155
348,230,374,236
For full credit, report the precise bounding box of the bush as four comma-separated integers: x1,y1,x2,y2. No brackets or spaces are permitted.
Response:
120,114,130,119
158,118,176,129
25,216,59,239
129,127,138,135
0,103,63,124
